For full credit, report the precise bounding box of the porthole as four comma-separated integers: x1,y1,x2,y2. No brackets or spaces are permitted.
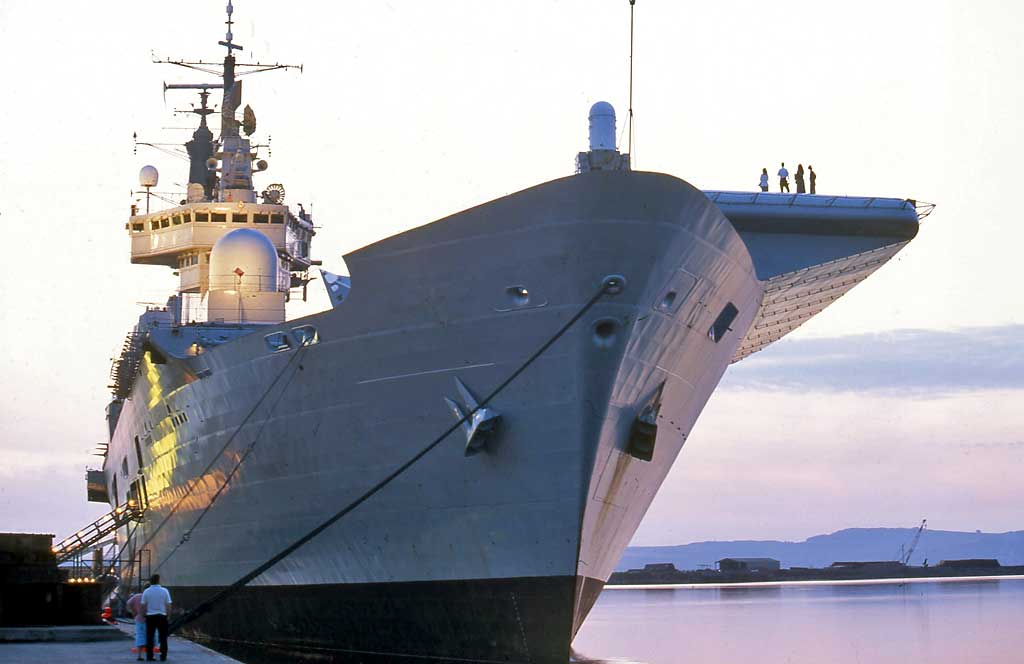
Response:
658,291,677,312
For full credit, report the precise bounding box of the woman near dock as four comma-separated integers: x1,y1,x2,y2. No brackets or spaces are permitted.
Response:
127,590,146,660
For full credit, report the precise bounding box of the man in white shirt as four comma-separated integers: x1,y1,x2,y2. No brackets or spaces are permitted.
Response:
778,162,790,192
141,574,172,661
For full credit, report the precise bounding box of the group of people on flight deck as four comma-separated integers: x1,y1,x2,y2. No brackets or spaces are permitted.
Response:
759,163,816,194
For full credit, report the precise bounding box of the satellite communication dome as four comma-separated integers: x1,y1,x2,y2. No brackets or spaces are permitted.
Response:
588,101,616,151
139,165,159,188
208,228,280,293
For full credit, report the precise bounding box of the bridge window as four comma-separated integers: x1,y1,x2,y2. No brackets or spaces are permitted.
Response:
132,223,144,232
270,213,284,224
150,220,160,231
233,213,247,223
291,325,319,347
160,218,170,229
172,215,183,225
195,212,209,222
211,213,227,223
264,332,293,353
708,303,739,343
253,213,269,224
182,211,192,223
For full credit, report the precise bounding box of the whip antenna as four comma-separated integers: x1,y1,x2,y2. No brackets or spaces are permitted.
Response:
628,0,636,160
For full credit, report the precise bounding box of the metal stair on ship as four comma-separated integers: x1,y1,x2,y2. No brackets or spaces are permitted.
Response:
53,501,145,564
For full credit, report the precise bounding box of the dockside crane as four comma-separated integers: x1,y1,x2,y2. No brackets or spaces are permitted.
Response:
899,519,928,566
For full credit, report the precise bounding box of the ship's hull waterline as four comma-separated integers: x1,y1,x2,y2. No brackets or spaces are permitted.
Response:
108,172,763,662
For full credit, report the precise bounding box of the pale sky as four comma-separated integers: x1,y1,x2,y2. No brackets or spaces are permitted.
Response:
0,1,1021,543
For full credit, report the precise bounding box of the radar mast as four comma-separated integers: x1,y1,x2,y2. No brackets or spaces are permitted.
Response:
128,1,315,327
154,0,302,204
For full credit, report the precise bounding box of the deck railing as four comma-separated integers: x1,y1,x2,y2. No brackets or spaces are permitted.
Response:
703,190,935,220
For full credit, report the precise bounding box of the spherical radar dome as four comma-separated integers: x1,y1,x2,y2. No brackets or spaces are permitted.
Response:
209,228,280,293
139,165,159,188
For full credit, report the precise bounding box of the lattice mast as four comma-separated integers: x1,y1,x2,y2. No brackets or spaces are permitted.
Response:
127,1,314,327
156,0,302,205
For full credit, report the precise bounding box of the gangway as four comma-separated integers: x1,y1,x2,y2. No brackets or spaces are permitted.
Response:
53,501,145,564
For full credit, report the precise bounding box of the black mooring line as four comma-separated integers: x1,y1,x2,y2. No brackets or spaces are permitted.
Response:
151,344,310,574
169,280,617,633
137,343,310,555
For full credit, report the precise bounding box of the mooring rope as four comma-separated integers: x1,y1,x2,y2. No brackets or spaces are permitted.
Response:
135,341,310,557
151,343,311,574
168,277,622,633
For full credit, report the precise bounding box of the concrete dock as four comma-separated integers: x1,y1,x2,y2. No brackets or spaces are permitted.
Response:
0,622,241,663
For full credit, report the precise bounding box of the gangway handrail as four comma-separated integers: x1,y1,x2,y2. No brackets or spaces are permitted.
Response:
53,501,146,564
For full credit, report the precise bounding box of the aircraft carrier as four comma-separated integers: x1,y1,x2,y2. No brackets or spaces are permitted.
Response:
68,3,924,662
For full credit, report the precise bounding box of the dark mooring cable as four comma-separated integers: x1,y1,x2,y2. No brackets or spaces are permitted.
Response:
169,277,622,633
152,344,310,574
136,343,310,555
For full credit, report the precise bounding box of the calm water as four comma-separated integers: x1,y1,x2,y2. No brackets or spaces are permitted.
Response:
571,576,1024,664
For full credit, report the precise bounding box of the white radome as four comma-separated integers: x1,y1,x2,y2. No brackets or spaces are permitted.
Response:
588,101,616,151
208,228,280,293
139,165,159,188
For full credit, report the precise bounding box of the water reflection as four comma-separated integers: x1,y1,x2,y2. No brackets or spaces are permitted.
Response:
715,584,783,600
573,576,1024,664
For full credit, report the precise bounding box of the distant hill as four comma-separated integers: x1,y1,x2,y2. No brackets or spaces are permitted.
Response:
617,528,1024,571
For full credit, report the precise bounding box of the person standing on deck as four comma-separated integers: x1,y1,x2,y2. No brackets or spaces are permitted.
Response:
142,574,172,661
809,165,817,194
127,589,147,661
778,163,790,192
795,164,806,193
759,168,769,192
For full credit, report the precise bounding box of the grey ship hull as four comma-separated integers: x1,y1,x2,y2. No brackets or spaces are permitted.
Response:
103,171,915,662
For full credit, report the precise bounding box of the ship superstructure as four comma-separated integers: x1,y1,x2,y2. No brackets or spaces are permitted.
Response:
82,5,925,664
127,0,313,328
